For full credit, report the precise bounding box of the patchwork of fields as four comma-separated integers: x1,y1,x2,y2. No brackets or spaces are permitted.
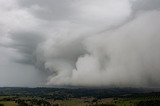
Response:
0,87,160,106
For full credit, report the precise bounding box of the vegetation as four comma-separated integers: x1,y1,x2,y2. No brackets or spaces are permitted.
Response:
0,87,160,106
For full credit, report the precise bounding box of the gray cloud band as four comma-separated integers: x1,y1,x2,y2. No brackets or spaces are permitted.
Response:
0,0,160,87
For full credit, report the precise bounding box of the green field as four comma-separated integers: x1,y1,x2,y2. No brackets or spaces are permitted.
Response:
0,87,160,106
0,101,17,106
0,95,160,106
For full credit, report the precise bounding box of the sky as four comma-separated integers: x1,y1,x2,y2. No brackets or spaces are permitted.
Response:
0,0,160,87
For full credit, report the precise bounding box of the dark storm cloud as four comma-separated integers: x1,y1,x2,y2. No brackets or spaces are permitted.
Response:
10,32,44,54
18,0,73,20
9,32,44,64
132,0,160,11
1,0,160,87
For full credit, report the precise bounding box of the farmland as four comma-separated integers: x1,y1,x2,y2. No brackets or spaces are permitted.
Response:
0,87,160,106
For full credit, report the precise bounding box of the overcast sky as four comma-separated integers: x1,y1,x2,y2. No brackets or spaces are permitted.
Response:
0,0,160,87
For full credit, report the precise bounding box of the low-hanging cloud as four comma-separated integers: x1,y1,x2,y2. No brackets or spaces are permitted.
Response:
0,0,160,87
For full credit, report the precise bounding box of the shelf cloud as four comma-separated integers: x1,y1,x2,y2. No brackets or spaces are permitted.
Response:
0,0,160,87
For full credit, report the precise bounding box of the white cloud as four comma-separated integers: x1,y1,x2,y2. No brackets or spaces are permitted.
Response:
0,0,160,87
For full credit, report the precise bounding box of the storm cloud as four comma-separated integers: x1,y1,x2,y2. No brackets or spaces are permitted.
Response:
0,0,160,87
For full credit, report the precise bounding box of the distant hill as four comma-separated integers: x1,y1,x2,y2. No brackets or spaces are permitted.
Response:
0,87,158,99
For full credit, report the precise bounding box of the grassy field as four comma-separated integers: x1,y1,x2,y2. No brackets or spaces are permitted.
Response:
56,99,87,106
51,97,160,106
55,98,114,106
0,101,17,106
0,87,160,106
0,96,160,106
63,97,160,106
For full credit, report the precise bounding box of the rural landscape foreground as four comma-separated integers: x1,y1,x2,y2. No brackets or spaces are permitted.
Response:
0,87,160,106
1,0,160,106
